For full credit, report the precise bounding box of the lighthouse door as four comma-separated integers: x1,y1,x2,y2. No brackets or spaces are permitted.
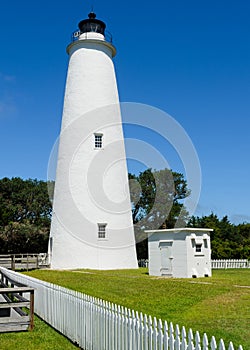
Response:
159,241,173,276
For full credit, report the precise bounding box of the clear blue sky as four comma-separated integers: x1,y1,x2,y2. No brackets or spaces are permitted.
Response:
0,0,249,224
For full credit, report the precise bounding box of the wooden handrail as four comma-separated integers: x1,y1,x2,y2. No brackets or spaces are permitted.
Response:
0,287,35,294
0,270,35,332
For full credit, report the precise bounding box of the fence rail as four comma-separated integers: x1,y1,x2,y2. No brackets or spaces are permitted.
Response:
1,256,249,271
0,254,48,270
0,267,243,350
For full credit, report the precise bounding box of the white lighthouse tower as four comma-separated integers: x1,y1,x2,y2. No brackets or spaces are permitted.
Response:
48,12,138,270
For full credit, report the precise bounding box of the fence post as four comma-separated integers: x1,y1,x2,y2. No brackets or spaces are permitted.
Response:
29,289,35,331
11,255,15,271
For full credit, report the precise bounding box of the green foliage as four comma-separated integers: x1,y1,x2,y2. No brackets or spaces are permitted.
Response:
129,168,190,227
1,175,249,260
26,268,250,349
0,222,49,253
0,177,51,253
188,213,250,259
129,169,190,258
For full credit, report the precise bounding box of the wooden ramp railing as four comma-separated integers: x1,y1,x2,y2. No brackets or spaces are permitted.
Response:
0,270,34,332
0,253,48,271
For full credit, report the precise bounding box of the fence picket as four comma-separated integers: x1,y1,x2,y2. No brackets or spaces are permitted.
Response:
181,326,187,342
195,331,201,350
175,334,181,350
176,324,180,338
153,316,158,350
163,329,169,350
135,315,141,350
188,329,194,350
144,323,149,350
164,320,168,335
211,336,217,350
131,316,136,350
149,325,153,350
218,339,226,350
158,329,164,350
128,318,133,350
170,322,174,338
188,341,194,350
153,322,158,350
181,337,187,350
139,314,144,350
169,333,175,350
122,315,126,350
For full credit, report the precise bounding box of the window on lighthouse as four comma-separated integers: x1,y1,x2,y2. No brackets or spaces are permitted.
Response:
94,133,103,148
98,223,107,239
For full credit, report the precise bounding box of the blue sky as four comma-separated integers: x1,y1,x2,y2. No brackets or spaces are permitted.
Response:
0,0,249,224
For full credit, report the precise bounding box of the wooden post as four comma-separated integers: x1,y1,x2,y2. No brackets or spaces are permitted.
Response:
26,254,29,271
11,255,15,271
29,289,35,331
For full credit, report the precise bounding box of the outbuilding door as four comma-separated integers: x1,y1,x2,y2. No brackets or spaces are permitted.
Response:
159,241,173,276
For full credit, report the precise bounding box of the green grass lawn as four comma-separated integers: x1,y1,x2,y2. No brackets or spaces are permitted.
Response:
1,269,247,349
0,314,79,349
23,268,250,349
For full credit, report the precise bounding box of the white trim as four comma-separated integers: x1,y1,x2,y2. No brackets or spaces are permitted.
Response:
145,228,213,234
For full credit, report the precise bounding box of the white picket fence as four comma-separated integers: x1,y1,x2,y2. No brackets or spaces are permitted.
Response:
138,259,250,269
211,260,250,269
0,267,243,350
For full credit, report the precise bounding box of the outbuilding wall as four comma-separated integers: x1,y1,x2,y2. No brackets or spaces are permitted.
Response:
147,229,212,278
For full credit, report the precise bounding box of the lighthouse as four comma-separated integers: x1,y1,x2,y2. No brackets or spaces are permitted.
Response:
48,12,138,270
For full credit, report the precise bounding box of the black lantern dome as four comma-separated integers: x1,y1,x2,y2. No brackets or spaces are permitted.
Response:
78,12,106,36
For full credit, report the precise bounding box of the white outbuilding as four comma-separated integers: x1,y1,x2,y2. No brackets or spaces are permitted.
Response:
146,228,213,278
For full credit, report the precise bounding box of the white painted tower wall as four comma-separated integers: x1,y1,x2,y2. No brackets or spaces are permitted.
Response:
49,28,138,270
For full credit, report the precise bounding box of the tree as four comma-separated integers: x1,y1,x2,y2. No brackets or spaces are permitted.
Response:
188,213,250,259
0,177,52,253
0,222,49,253
129,168,190,258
